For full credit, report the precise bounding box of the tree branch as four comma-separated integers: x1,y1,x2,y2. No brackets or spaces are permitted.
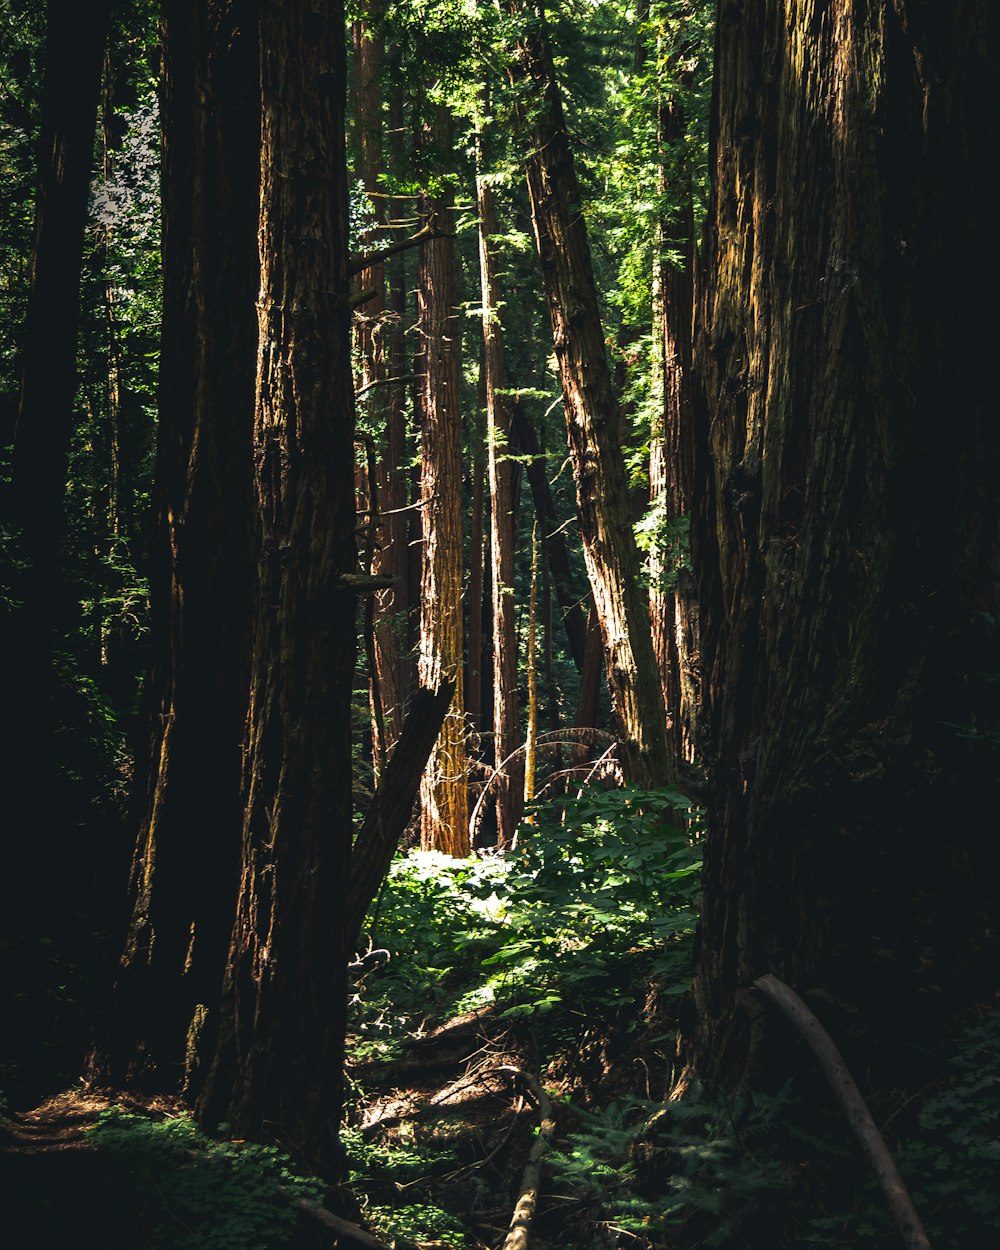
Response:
349,215,454,276
754,974,932,1250
346,680,456,948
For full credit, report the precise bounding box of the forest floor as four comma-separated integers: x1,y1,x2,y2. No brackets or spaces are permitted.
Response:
0,1006,610,1250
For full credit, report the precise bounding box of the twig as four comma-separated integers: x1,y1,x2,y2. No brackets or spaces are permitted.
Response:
754,974,932,1250
496,1068,557,1250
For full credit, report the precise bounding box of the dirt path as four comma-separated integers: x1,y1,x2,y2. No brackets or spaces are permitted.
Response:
1,1091,143,1249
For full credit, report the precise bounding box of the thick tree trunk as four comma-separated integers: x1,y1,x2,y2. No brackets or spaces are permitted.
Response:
508,4,673,788
477,119,523,846
198,0,356,1172
689,0,999,1091
99,0,259,1094
417,104,469,856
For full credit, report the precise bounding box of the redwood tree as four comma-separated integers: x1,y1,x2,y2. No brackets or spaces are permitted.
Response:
508,2,674,788
416,102,468,856
689,0,999,1090
197,0,357,1169
102,0,260,1095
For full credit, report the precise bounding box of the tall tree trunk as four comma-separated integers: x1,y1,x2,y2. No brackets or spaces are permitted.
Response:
508,3,673,787
354,1,409,772
417,103,469,856
198,0,356,1172
649,78,698,763
466,374,485,730
689,0,999,1093
5,0,112,925
97,0,259,1094
477,106,523,846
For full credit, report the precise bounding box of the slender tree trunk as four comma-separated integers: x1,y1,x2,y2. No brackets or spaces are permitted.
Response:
466,374,485,730
689,0,999,1093
5,0,112,924
198,0,356,1172
354,2,409,771
417,103,469,856
97,0,259,1095
477,105,523,846
649,77,698,762
508,3,673,787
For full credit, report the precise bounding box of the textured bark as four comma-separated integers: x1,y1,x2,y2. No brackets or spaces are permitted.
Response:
100,0,259,1094
477,120,523,846
509,5,673,787
689,0,999,1088
466,383,485,729
198,0,356,1171
417,105,469,856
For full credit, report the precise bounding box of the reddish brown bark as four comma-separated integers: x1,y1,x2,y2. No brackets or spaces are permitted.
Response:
508,4,673,787
198,0,356,1171
689,0,1000,1089
417,104,469,856
477,116,523,846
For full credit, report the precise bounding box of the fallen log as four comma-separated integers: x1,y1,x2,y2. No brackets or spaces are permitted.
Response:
497,1068,557,1250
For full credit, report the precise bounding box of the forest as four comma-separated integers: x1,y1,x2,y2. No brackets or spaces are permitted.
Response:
1,0,997,1247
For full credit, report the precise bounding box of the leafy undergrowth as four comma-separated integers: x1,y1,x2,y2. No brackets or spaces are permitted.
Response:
347,785,1000,1250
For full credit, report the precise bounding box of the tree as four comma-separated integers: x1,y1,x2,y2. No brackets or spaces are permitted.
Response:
4,0,112,925
101,0,259,1094
476,95,523,846
196,0,357,1171
688,0,999,1091
416,101,468,856
507,0,674,788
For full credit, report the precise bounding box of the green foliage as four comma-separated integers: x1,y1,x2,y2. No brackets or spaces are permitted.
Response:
354,786,701,1058
805,1008,1000,1247
549,1084,792,1246
88,1108,325,1250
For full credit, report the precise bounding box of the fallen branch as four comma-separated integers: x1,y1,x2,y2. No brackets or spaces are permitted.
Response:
281,1190,395,1250
754,974,932,1250
497,1068,557,1250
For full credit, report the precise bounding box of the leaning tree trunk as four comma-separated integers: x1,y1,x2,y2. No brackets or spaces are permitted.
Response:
689,0,999,1091
98,0,259,1096
198,0,357,1173
416,103,469,856
508,2,673,788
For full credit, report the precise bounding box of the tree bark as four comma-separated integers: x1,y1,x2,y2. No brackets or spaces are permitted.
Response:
416,103,469,856
98,0,259,1095
347,679,456,949
198,0,356,1172
649,78,698,763
353,2,410,773
508,3,673,788
477,107,523,846
689,0,1000,1091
